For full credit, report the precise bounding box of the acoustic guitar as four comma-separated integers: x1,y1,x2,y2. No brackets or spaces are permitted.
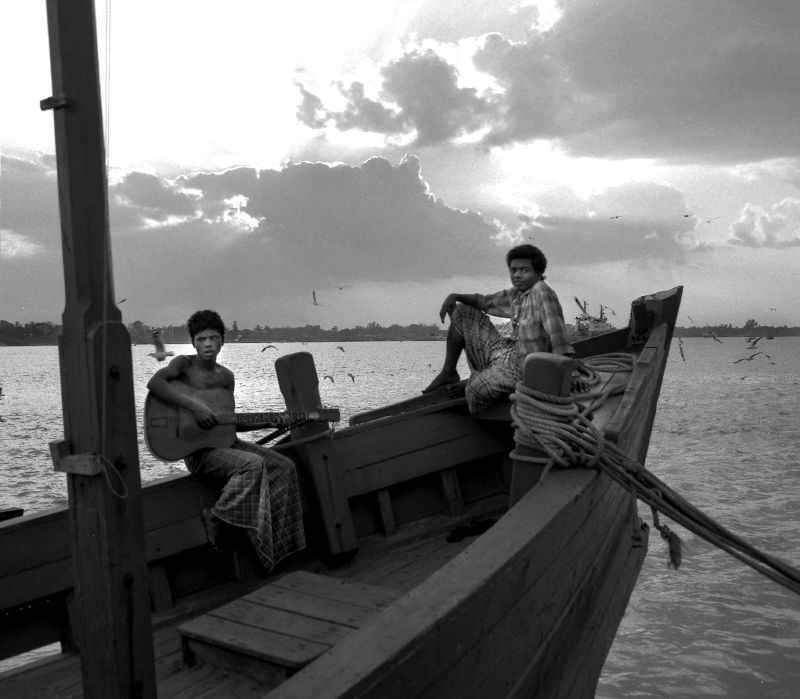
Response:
144,387,339,461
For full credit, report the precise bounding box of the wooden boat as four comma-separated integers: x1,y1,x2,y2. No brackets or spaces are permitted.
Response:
571,298,617,339
0,285,682,698
0,3,683,696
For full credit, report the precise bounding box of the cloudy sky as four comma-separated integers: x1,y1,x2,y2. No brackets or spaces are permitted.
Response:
2,0,799,330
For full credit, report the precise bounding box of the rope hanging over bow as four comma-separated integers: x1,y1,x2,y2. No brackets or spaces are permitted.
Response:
509,354,800,596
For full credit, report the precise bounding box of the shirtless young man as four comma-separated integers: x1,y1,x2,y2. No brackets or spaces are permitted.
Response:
147,309,305,571
423,244,574,413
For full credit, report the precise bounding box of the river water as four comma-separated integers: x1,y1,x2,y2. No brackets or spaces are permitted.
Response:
1,338,798,696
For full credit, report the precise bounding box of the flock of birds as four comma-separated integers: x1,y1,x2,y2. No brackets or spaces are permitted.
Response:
677,332,777,369
733,336,777,365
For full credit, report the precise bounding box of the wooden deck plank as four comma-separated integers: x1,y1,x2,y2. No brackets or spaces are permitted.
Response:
205,598,355,647
242,583,385,628
181,615,328,668
268,571,399,609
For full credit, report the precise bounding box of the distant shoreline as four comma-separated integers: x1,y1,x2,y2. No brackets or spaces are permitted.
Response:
1,319,798,347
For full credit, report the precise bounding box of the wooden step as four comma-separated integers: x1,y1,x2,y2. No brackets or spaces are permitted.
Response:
178,571,398,687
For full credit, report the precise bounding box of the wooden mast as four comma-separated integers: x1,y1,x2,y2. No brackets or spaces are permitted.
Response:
42,1,156,696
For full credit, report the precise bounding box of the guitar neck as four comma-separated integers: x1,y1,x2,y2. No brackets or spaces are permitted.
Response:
216,410,332,427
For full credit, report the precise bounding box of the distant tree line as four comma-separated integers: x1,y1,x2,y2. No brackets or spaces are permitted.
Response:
2,317,798,346
673,318,797,338
0,319,448,346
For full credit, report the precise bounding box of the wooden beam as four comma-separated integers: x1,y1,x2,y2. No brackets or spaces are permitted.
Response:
509,353,575,505
43,1,156,696
275,352,358,559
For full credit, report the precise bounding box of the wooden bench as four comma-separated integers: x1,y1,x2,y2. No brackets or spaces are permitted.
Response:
178,571,398,687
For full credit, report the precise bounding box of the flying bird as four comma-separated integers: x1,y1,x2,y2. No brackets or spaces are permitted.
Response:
117,298,127,304
701,216,720,225
149,330,175,361
322,374,334,383
347,373,356,383
732,352,762,364
608,215,621,220
261,344,278,352
746,337,762,348
336,346,345,352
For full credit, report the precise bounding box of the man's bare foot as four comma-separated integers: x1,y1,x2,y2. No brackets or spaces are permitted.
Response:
201,508,228,552
423,369,460,394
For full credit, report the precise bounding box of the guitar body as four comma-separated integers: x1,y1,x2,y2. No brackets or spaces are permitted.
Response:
144,388,237,461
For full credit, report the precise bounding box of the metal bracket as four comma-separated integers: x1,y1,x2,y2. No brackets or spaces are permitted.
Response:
50,440,104,476
40,93,70,111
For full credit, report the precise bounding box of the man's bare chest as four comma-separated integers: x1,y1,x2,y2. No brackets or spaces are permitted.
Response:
182,362,229,391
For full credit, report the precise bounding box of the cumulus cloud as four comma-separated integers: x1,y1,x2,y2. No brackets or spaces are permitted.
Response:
2,151,507,324
299,50,492,147
516,181,697,265
729,198,800,248
112,171,198,219
296,0,800,163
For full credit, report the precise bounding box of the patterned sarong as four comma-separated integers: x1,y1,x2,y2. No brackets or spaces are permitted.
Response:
185,440,306,571
450,304,522,413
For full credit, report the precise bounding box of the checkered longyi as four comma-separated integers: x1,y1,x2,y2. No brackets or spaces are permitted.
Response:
185,440,306,571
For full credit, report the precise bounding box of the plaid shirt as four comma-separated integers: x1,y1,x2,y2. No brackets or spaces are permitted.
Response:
479,279,574,359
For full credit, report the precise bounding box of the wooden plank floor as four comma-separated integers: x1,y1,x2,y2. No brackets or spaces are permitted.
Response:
179,571,402,688
0,496,505,698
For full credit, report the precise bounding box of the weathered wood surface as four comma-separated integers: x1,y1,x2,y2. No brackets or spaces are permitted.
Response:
508,352,575,505
180,571,399,685
44,0,156,694
0,395,503,662
335,410,508,497
0,505,489,698
265,467,637,699
276,352,358,558
349,387,466,425
0,474,218,661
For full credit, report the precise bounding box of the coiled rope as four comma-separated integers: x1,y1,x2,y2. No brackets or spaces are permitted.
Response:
509,354,800,596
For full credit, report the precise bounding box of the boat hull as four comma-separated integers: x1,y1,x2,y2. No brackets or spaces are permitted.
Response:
0,287,682,698
268,469,646,699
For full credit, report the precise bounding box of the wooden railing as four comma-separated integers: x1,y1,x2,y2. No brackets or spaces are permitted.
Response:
0,473,218,663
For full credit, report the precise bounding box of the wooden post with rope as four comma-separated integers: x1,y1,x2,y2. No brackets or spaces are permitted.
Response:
509,352,575,506
43,1,156,696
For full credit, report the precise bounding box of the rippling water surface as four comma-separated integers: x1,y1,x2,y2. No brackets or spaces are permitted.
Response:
1,338,798,696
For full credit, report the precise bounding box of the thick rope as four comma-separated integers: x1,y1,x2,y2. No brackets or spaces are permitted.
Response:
509,357,800,596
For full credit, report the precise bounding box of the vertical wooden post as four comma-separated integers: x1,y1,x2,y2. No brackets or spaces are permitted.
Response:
509,353,574,505
275,352,358,559
43,1,156,696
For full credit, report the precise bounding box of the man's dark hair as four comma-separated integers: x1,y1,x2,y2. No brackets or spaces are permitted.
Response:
506,244,547,274
187,309,225,342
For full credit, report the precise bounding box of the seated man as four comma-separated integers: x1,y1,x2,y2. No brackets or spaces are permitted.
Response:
147,309,305,571
423,244,574,413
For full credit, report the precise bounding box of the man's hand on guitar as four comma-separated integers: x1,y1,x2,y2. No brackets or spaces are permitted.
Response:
193,404,218,429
